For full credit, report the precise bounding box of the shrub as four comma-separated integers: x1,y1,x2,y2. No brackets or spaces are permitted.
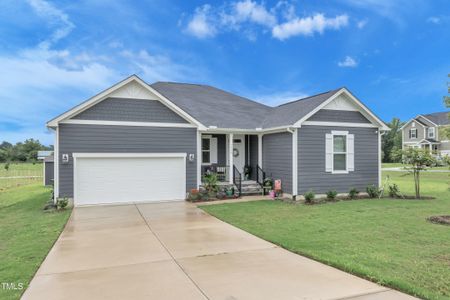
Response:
199,190,209,201
216,191,226,200
348,188,360,199
326,190,338,201
304,190,315,204
56,197,69,210
203,173,218,193
388,184,401,198
188,189,200,202
366,185,380,198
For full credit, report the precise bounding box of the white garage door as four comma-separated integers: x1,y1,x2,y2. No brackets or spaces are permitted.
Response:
74,154,186,206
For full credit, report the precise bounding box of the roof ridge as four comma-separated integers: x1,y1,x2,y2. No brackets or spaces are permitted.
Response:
276,87,342,107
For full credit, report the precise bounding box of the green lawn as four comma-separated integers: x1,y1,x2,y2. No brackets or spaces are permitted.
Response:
0,163,43,190
201,171,450,300
0,185,71,300
382,162,450,171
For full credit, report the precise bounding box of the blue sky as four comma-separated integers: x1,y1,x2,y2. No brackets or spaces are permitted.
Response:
0,0,449,145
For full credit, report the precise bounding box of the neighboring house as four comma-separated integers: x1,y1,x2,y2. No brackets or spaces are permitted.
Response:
46,75,389,206
37,150,53,160
401,112,450,156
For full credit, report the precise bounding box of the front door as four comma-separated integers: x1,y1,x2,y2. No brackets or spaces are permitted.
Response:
233,134,246,173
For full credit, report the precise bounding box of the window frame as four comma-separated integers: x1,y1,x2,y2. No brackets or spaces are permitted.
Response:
409,128,417,139
427,127,435,139
201,137,211,165
331,131,348,174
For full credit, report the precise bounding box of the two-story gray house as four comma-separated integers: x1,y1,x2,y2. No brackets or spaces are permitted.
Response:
47,75,389,206
401,112,450,156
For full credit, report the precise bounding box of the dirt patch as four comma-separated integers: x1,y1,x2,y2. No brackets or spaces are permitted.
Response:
427,215,450,226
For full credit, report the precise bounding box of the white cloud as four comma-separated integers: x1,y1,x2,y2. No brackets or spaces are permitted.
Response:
26,0,75,49
357,19,368,29
184,1,349,40
338,56,358,68
427,16,440,24
254,90,309,106
185,4,217,38
272,14,348,40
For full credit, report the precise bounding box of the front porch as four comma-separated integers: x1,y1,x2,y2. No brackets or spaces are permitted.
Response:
199,133,266,195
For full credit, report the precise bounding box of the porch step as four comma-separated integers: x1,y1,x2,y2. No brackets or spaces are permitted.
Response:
240,182,264,196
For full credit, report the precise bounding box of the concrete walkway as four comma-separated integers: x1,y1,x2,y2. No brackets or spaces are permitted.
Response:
23,202,419,300
382,167,450,172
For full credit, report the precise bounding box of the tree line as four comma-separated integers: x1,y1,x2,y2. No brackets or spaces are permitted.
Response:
0,139,53,163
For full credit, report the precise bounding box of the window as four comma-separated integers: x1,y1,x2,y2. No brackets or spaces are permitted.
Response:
202,138,210,164
325,131,354,173
427,127,435,139
333,135,347,171
409,129,417,139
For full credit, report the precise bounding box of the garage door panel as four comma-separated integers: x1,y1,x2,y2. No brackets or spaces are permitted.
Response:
75,156,186,206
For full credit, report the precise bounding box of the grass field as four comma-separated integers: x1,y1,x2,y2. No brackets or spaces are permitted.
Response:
0,163,43,190
0,184,71,300
382,162,450,171
202,171,450,300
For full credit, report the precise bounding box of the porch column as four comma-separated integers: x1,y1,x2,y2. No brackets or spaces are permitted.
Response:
258,134,263,167
229,133,234,184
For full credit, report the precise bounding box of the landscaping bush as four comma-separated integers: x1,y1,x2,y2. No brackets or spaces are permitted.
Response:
56,196,69,210
366,185,380,198
388,184,401,198
348,188,360,199
188,189,200,202
326,190,338,201
304,190,315,204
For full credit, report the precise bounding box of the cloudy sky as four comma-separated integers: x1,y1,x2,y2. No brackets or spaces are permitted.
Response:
0,0,449,145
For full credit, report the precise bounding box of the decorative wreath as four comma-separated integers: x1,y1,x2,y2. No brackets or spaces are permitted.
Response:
233,148,239,157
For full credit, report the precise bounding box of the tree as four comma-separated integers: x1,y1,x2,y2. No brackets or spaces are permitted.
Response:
393,148,436,198
0,139,52,162
442,74,450,139
382,118,404,162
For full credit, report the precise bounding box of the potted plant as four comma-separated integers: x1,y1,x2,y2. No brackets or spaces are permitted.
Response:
243,165,252,180
225,186,234,197
188,189,200,202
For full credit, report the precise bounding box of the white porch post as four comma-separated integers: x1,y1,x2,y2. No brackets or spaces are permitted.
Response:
197,130,202,188
258,134,263,167
229,133,234,184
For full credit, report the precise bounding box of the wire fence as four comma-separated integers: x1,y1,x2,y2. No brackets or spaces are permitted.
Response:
0,162,43,191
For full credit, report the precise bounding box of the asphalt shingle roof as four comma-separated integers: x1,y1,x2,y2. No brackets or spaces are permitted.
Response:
151,82,341,129
422,111,450,126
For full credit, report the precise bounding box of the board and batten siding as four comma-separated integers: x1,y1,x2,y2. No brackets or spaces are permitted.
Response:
58,124,197,197
72,97,188,123
297,126,378,194
262,132,292,194
307,109,371,123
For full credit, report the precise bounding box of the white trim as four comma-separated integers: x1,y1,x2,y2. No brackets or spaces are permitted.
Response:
197,130,201,189
229,133,234,184
72,153,187,158
378,131,383,187
60,119,196,128
417,114,438,127
400,118,426,130
294,88,389,130
47,75,206,129
43,161,46,186
258,134,263,168
72,153,186,206
330,130,349,174
292,129,298,196
203,125,292,135
302,121,377,128
427,127,435,139
54,127,59,202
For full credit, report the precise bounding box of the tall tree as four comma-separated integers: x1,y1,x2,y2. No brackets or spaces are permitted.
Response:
382,117,404,162
443,73,450,138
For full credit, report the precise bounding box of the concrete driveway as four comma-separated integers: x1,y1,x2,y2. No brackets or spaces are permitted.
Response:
23,201,418,300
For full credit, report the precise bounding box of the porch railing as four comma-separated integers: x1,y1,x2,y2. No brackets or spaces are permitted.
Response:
255,165,265,187
202,165,229,182
233,166,242,197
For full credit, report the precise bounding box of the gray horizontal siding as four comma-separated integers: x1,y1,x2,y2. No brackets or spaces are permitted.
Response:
58,124,197,197
298,126,378,194
307,109,371,123
72,97,188,123
249,135,258,180
44,162,54,186
263,132,292,194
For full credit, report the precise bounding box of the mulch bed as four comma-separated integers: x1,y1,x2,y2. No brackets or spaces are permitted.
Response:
427,215,450,226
